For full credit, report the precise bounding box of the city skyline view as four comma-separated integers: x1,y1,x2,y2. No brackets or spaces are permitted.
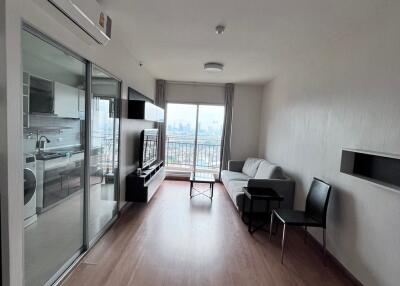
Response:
165,103,225,172
167,103,224,140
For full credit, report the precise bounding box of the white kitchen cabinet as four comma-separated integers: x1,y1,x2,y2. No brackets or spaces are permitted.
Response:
54,82,79,118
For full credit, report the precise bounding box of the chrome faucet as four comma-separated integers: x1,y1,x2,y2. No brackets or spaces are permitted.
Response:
36,135,51,153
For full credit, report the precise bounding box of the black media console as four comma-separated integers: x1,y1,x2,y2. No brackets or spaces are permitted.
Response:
126,161,165,203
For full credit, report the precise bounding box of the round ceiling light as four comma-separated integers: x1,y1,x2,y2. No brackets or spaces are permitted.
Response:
215,25,225,35
204,62,224,72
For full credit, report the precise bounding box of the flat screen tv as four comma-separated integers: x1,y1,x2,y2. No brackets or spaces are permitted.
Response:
139,129,159,169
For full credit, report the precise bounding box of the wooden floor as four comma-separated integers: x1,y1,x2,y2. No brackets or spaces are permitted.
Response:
63,180,354,286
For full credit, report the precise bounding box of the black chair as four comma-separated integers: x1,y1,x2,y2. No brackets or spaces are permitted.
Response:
269,178,331,264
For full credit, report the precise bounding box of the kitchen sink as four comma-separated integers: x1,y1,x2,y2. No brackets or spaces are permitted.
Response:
35,146,84,161
35,151,65,160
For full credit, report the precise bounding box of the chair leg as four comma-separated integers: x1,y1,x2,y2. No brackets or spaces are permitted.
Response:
323,228,327,266
281,223,287,264
269,211,274,240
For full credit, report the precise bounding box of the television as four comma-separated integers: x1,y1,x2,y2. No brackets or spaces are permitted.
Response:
139,129,159,169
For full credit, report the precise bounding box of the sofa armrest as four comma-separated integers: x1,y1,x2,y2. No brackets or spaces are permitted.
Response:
247,178,295,209
228,160,245,172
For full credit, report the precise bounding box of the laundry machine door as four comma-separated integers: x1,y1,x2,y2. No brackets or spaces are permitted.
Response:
24,168,36,205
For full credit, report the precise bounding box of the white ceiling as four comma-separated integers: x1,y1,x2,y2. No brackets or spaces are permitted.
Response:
101,0,388,84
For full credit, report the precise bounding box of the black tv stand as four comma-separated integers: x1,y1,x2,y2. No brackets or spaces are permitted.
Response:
126,161,165,203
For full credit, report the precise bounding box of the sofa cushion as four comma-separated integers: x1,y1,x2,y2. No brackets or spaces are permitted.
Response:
254,161,284,179
242,158,263,177
226,180,248,207
221,170,251,187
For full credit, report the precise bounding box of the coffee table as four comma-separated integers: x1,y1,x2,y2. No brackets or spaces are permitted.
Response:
189,172,215,200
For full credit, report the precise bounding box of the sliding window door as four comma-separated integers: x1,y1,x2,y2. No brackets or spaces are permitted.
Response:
165,103,224,174
165,103,197,171
195,105,225,172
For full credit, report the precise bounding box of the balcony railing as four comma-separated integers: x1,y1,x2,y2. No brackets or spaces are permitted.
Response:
165,135,222,172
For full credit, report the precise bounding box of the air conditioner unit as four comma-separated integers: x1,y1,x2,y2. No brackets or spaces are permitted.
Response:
48,0,112,45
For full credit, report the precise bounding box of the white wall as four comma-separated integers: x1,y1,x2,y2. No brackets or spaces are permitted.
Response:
2,0,155,284
258,2,400,286
165,82,262,161
231,85,263,160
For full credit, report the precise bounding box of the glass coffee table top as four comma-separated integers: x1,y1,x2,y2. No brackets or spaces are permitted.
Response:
189,172,216,183
190,172,215,200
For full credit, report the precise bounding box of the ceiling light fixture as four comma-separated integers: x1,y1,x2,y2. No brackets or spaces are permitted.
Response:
204,62,224,72
215,25,225,35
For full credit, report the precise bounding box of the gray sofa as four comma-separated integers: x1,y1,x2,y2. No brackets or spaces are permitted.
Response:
221,158,295,212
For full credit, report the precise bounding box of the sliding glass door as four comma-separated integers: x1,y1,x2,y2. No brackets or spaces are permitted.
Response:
89,66,120,242
22,27,86,286
165,103,225,174
195,105,225,172
165,103,197,171
22,26,121,286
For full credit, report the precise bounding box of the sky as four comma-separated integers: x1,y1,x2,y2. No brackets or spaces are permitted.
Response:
166,103,225,134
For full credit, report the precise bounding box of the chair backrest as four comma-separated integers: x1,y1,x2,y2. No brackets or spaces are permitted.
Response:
305,178,332,227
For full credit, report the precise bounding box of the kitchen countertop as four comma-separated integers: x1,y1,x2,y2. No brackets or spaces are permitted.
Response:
35,146,84,161
53,146,84,154
35,146,101,161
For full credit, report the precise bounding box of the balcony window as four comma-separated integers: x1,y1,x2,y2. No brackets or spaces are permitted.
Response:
165,103,225,174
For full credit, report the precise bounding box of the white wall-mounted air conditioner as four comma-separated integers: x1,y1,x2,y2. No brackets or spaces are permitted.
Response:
48,0,112,45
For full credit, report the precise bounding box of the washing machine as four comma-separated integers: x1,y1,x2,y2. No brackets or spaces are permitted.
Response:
24,153,37,227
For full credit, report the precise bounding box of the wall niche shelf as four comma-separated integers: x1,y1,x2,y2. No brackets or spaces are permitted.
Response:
127,87,164,122
340,148,400,192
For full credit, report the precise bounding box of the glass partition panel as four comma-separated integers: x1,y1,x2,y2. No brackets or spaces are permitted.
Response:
165,103,224,174
22,28,86,286
89,66,120,241
165,103,198,172
196,105,225,173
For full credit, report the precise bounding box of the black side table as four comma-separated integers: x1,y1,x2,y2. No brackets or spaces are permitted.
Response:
242,187,283,234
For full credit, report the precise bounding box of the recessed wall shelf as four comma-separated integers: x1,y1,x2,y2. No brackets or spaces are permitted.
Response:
340,148,400,192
